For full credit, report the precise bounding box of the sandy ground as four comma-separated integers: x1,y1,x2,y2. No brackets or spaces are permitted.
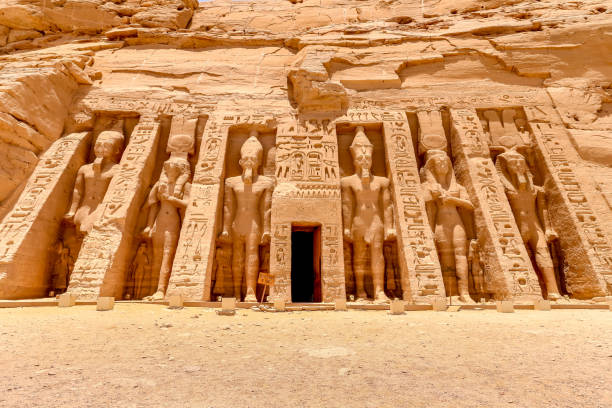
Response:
1,305,611,408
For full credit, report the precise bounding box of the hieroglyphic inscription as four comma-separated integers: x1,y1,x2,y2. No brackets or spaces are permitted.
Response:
68,118,161,299
527,115,612,296
382,116,445,301
168,114,276,300
450,108,540,299
269,222,291,301
0,132,91,299
276,117,339,192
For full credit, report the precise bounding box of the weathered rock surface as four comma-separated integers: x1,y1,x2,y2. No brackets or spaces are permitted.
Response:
0,0,611,302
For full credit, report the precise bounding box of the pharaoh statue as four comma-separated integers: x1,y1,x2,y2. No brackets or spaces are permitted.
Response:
421,149,476,303
341,126,396,303
496,150,562,300
142,156,191,300
64,123,125,235
218,131,274,302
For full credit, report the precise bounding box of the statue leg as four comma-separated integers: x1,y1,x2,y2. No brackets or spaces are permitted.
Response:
453,223,473,303
244,233,260,302
435,226,456,298
152,230,179,300
371,233,389,303
353,239,368,300
232,238,245,301
147,232,164,300
532,232,561,300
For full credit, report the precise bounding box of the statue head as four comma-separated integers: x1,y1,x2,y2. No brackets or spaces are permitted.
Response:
424,149,451,178
496,150,531,189
94,129,124,162
421,149,457,189
239,130,263,184
350,126,373,178
162,156,191,183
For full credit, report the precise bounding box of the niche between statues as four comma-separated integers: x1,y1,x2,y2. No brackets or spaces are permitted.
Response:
124,115,207,301
478,107,568,300
47,114,139,297
337,123,401,302
413,109,484,303
212,125,277,302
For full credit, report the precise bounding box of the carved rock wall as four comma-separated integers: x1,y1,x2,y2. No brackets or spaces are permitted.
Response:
0,0,611,302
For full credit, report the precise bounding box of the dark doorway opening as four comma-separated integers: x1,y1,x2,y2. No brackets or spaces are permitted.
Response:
291,225,321,302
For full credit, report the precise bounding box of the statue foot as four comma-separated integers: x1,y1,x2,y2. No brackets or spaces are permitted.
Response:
547,292,562,301
145,291,165,301
374,291,390,304
244,291,257,302
458,294,476,304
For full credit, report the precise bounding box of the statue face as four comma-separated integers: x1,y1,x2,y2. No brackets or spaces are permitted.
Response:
352,144,373,173
163,160,183,182
432,154,450,176
239,153,260,184
94,131,123,160
506,156,527,175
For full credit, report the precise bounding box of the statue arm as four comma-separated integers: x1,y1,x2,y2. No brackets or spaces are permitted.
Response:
536,185,557,241
144,184,159,230
221,180,234,235
65,170,84,218
341,180,353,241
261,183,273,241
383,182,396,240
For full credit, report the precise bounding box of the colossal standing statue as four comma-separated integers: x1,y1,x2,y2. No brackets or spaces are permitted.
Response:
421,149,476,303
143,156,191,300
341,126,396,303
64,125,125,235
496,150,562,300
218,131,274,302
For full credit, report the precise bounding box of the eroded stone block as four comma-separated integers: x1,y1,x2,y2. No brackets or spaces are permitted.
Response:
96,297,114,311
432,297,448,312
389,299,405,315
334,298,347,311
58,293,76,308
496,301,514,313
534,299,551,311
168,295,183,309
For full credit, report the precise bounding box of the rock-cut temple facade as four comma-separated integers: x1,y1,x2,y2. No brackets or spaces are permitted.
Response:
0,0,611,304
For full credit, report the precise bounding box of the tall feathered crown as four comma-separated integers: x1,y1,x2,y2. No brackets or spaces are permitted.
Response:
240,131,263,162
350,126,372,154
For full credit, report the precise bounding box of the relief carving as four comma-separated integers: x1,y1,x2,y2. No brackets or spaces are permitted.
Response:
142,156,191,300
219,131,274,302
341,126,396,303
64,122,125,236
421,149,477,303
495,150,562,300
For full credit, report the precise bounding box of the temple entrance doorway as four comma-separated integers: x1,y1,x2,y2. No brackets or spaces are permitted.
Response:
291,225,321,302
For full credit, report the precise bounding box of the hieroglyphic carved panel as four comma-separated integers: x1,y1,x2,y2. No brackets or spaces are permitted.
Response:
381,116,445,302
68,117,161,299
526,109,611,297
167,114,276,300
0,132,91,299
269,222,291,301
270,115,345,302
450,108,541,300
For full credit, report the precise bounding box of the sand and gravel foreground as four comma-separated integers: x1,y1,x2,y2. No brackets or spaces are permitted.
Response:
1,304,611,408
